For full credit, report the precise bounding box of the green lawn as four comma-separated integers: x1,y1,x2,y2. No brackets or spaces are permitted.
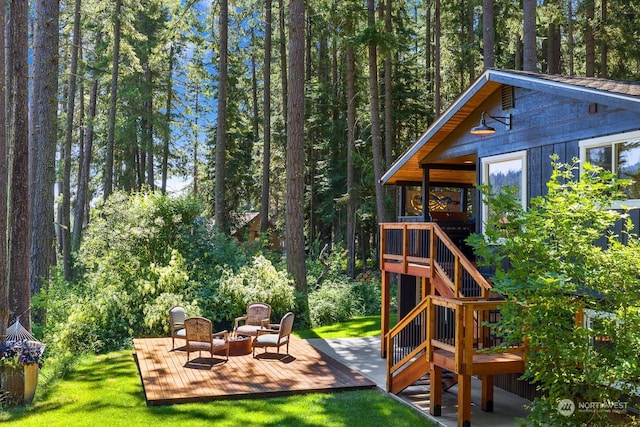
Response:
294,314,397,339
1,316,431,427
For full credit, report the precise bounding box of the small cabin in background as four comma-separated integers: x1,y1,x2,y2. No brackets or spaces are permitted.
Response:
212,212,281,251
379,69,640,426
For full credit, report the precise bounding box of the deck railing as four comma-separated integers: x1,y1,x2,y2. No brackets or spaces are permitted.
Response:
382,222,498,392
427,296,524,374
386,293,525,393
380,222,492,298
385,297,429,392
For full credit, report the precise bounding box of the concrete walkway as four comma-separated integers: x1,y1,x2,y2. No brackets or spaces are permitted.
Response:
307,336,530,427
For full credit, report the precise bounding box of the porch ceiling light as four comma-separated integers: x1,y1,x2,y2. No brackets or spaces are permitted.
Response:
470,111,512,136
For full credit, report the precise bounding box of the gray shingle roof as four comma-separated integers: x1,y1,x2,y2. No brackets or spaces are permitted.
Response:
502,70,640,97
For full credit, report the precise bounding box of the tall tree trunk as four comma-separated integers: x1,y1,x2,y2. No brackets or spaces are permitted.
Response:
214,0,229,234
368,0,386,226
105,0,123,199
567,0,574,75
425,0,431,95
346,33,357,278
0,0,8,338
73,77,97,252
7,0,31,329
482,0,495,69
30,0,59,298
515,33,523,70
585,0,595,76
192,90,199,195
279,0,288,139
251,29,259,141
467,0,475,82
384,0,395,222
286,0,308,322
434,0,441,114
523,0,536,72
61,0,81,281
599,0,608,77
144,59,154,190
161,45,174,193
261,0,273,234
384,0,393,172
546,22,560,74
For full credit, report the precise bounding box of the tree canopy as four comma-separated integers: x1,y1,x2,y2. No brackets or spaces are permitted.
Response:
3,0,640,331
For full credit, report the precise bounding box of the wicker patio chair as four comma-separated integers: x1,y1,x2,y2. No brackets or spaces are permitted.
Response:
252,312,295,357
168,305,187,350
184,317,229,362
233,302,272,337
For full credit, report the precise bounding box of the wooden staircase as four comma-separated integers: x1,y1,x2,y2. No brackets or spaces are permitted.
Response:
380,222,526,427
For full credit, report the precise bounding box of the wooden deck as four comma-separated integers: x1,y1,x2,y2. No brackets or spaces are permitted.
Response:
133,336,376,405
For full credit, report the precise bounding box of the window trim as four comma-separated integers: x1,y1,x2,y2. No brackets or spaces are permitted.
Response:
579,130,640,208
480,150,528,233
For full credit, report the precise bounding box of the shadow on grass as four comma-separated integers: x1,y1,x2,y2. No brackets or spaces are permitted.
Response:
1,348,433,427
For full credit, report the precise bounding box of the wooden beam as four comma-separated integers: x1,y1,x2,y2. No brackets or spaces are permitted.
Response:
481,374,494,412
381,271,390,358
458,374,472,427
425,163,476,171
430,364,442,416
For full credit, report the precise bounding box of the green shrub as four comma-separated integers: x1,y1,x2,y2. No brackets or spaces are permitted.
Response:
468,159,640,426
351,271,381,316
42,191,218,354
309,277,354,326
305,245,382,326
214,255,295,325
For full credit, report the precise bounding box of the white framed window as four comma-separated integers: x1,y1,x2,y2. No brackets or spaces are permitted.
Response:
579,130,640,207
480,150,527,233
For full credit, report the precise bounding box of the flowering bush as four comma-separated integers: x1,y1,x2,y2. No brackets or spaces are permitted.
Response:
0,341,45,369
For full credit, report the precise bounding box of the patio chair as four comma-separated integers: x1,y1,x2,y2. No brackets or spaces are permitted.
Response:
184,317,229,362
252,312,295,357
168,305,187,350
233,302,272,337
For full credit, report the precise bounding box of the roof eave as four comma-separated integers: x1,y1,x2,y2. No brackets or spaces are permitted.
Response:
380,69,640,186
380,72,494,185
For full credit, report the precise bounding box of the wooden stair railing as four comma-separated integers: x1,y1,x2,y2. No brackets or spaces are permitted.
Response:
385,297,429,394
379,222,493,300
431,224,492,299
427,296,526,427
382,222,495,395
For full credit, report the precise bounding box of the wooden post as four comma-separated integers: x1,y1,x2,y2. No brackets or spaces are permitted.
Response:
454,304,464,373
430,364,442,416
380,271,390,358
464,304,474,371
481,374,494,412
402,224,408,274
458,374,472,427
386,326,393,391
429,225,436,282
454,255,461,296
422,275,429,300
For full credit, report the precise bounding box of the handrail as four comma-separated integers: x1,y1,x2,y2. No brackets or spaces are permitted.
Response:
391,294,430,333
380,222,492,298
385,297,429,391
382,222,503,393
428,295,526,375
